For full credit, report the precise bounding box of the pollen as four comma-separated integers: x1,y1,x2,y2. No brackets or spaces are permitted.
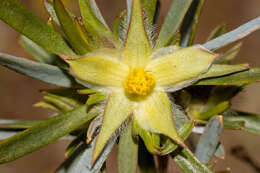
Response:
124,68,155,96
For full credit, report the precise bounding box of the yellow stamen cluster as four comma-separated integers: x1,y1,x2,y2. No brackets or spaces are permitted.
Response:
124,68,155,96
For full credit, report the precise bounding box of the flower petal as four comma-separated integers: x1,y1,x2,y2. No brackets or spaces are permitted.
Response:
92,90,133,164
146,47,218,91
123,0,152,68
134,91,185,147
67,56,129,88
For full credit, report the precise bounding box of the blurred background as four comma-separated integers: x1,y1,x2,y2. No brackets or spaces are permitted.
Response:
0,0,260,172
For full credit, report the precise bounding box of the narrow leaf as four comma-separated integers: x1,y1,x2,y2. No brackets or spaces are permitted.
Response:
87,93,106,107
56,135,116,173
0,130,75,140
0,52,76,87
0,106,97,163
180,0,205,47
54,0,90,55
0,0,75,56
19,36,59,64
79,0,119,48
199,64,249,79
214,43,242,64
155,0,193,48
0,119,42,129
44,0,60,26
207,25,226,41
196,101,229,120
223,110,260,135
197,67,260,86
203,17,260,50
118,121,138,173
173,149,213,173
195,116,223,163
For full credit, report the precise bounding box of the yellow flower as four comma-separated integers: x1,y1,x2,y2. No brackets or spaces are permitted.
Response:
66,0,218,163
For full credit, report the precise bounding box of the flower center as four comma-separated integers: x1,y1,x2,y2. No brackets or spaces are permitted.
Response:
124,68,155,96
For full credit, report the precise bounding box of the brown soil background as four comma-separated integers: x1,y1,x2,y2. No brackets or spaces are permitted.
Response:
0,0,260,172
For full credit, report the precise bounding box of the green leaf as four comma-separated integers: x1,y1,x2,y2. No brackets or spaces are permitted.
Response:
195,116,223,163
203,17,260,50
118,121,138,173
173,149,213,173
43,94,75,112
199,64,249,79
38,88,86,113
197,67,260,86
214,43,242,64
141,0,158,27
0,130,75,140
54,0,90,55
56,135,116,173
44,0,61,26
0,0,75,56
158,121,194,155
136,120,193,155
87,93,106,107
180,0,205,47
195,101,229,120
0,106,97,163
0,119,42,129
155,0,193,48
43,88,86,108
207,25,226,41
19,35,59,64
34,101,60,112
79,0,120,48
0,52,77,87
223,110,260,135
